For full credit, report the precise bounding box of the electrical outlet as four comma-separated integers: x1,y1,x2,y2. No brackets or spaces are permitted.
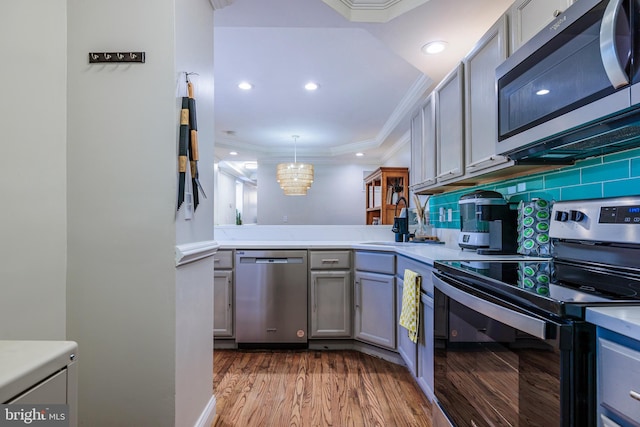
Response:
282,215,288,223
447,208,453,222
439,207,445,222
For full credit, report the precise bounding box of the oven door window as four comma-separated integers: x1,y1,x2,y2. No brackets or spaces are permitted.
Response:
498,0,631,141
434,297,561,427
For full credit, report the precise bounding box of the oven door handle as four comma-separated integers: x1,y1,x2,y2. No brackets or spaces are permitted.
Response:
433,274,548,340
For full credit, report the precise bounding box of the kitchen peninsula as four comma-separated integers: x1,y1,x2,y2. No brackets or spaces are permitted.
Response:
213,223,535,404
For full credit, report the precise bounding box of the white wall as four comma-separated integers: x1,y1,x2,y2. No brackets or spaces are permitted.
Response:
67,0,215,425
214,167,238,224
174,0,216,425
258,162,380,224
0,1,67,339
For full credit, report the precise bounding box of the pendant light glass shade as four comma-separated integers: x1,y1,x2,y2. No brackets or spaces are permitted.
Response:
276,136,314,196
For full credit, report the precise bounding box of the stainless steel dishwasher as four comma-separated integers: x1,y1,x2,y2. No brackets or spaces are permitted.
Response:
235,250,308,347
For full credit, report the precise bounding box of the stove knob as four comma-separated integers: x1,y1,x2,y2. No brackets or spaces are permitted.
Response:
555,210,569,222
570,210,585,222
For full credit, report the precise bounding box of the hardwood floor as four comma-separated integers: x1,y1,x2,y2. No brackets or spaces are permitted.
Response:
213,349,432,427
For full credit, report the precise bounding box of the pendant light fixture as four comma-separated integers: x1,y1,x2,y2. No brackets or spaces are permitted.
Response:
276,135,314,196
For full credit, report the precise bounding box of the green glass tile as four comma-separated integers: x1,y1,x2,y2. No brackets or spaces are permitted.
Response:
544,169,580,188
519,177,544,191
560,184,602,200
603,146,640,163
631,158,640,177
581,160,629,184
603,178,640,198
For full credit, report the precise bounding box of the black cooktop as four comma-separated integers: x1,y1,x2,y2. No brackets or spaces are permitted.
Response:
434,259,640,319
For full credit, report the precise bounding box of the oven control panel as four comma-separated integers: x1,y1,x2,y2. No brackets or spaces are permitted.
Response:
550,196,640,243
599,205,640,224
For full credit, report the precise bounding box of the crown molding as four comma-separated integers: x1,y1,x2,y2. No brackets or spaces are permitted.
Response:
380,129,410,163
322,0,428,22
209,0,235,10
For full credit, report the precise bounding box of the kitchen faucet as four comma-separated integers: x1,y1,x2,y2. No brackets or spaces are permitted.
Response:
392,196,410,242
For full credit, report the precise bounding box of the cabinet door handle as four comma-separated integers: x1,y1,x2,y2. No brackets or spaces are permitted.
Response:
630,390,640,402
435,169,460,179
321,259,340,263
355,281,360,308
466,155,508,169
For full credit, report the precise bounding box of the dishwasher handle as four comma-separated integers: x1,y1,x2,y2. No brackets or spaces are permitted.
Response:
239,257,304,264
256,258,289,264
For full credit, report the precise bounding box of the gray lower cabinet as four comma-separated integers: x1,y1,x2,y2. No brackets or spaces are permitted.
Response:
310,270,352,338
397,255,435,399
396,277,417,376
354,270,395,349
213,250,234,338
309,250,352,338
417,292,435,401
597,330,640,426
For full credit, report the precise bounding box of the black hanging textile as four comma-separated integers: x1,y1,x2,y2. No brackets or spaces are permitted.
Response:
177,76,206,212
177,97,189,211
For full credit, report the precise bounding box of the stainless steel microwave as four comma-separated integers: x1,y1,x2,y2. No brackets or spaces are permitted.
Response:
496,0,640,163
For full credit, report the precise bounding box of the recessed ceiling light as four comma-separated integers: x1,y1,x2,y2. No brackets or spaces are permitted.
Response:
238,82,253,90
229,151,238,156
421,41,447,55
244,162,258,170
304,82,319,91
536,89,550,95
356,152,364,157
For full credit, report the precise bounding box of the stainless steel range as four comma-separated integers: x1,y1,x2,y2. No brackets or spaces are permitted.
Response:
432,196,640,427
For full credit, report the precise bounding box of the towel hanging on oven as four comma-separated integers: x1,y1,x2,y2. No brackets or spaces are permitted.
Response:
399,269,421,343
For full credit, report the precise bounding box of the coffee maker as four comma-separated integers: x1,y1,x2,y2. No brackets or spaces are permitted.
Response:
458,190,517,254
392,197,409,242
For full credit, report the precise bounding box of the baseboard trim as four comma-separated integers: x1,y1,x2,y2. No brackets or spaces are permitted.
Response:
194,395,216,427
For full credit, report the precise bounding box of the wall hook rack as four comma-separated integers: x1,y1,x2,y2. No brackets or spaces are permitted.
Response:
89,52,145,64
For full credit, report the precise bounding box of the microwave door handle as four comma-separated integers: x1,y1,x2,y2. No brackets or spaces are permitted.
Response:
600,0,629,89
433,274,548,340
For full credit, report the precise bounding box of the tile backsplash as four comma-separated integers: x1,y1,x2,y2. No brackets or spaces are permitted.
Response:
426,147,640,229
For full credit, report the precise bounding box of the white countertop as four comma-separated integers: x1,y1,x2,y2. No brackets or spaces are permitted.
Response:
586,306,640,339
0,340,77,403
217,240,546,265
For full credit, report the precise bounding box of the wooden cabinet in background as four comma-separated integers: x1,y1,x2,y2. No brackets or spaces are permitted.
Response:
364,167,409,225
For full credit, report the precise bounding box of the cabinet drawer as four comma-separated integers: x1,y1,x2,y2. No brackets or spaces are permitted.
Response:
309,251,351,270
213,250,233,269
598,337,640,422
355,251,395,275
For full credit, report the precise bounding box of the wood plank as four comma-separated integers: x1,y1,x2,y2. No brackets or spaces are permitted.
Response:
213,349,432,426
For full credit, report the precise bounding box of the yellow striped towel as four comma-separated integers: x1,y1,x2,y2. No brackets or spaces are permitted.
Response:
399,269,421,343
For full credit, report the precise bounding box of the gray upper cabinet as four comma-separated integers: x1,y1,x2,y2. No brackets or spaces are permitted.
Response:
464,15,512,177
435,63,465,184
509,0,575,54
410,94,437,192
410,108,423,189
